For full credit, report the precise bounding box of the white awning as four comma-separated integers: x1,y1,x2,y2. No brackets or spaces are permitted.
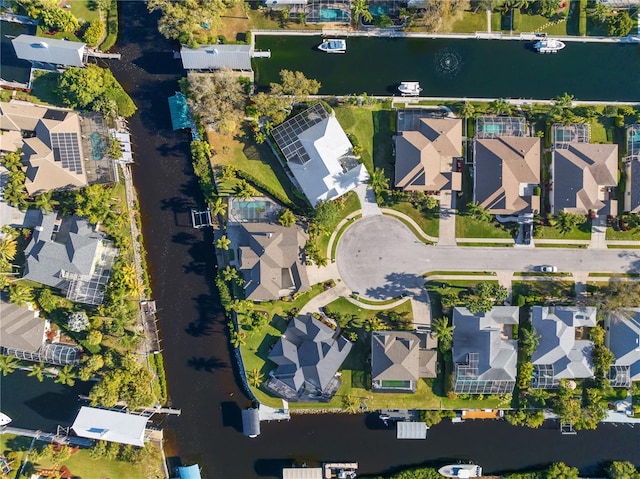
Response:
72,406,149,447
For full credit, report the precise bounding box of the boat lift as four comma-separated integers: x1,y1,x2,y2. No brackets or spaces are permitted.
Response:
191,208,213,228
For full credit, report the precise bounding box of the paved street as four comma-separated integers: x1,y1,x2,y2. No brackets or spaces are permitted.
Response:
336,216,640,300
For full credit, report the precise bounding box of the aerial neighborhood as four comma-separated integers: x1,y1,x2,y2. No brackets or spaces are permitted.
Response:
0,0,639,478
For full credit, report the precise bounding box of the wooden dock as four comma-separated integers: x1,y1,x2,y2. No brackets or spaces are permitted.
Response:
323,462,358,479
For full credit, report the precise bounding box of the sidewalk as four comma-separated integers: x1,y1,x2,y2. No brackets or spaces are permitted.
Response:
300,282,351,315
380,208,439,243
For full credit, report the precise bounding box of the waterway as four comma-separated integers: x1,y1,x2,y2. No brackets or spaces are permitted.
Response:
0,20,36,84
2,4,640,478
253,35,640,101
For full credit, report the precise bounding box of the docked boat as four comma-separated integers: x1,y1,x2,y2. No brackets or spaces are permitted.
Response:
318,38,346,54
534,38,565,53
438,464,482,479
398,81,422,96
0,413,11,426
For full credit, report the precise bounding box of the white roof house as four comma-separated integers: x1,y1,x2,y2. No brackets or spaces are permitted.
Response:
12,35,85,68
271,103,369,206
282,468,323,479
180,44,252,71
71,406,149,447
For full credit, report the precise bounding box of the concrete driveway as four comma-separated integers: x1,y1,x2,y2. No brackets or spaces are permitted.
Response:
336,216,640,300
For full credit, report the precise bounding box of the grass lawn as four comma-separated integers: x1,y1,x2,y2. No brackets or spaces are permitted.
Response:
425,279,498,319
512,280,576,305
387,202,439,238
207,129,308,211
533,222,591,240
606,227,640,241
330,213,361,261
0,435,163,479
448,11,491,33
456,216,513,239
316,191,361,258
324,296,414,325
21,70,62,107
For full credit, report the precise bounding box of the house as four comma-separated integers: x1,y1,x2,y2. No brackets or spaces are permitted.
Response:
551,124,618,215
623,124,640,213
606,309,640,387
473,135,540,215
371,331,437,393
228,221,309,302
451,306,519,394
23,210,118,305
0,292,80,366
0,101,88,195
271,103,369,206
394,117,462,192
71,406,149,447
180,44,252,72
265,314,352,401
530,306,597,388
11,34,86,68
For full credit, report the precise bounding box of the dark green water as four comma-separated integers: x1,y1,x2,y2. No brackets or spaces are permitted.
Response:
254,35,640,101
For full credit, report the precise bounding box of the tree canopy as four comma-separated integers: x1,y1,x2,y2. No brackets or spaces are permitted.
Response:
464,282,508,315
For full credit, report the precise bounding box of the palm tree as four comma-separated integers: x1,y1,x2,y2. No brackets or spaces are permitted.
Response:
247,368,264,388
352,0,373,23
520,326,541,356
0,237,17,263
210,197,227,217
230,329,247,348
459,101,476,119
432,317,455,352
120,264,139,293
55,365,77,387
9,284,34,307
489,98,513,116
315,256,328,268
216,235,231,251
369,167,389,198
222,265,239,282
235,180,253,200
1,152,23,171
28,362,47,382
342,394,359,413
466,201,493,222
553,92,575,109
0,355,20,376
33,191,58,213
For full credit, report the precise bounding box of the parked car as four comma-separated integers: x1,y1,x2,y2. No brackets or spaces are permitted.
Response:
523,225,532,245
539,265,557,273
456,160,463,172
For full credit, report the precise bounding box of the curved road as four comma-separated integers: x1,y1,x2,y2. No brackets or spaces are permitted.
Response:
337,216,640,300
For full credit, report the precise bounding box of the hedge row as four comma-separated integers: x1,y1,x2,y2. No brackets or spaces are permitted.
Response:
234,169,305,214
100,0,119,51
190,140,217,203
578,0,587,36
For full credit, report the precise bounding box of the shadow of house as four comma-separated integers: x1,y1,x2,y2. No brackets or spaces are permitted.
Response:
606,309,640,388
23,210,118,305
265,314,352,402
394,117,462,193
531,306,596,389
452,306,519,395
227,222,309,302
371,330,437,393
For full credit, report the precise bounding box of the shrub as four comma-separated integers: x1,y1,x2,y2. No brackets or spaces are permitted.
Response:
83,19,105,47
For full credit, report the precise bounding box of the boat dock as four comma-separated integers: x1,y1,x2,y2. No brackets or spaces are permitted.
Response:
323,462,358,478
461,409,504,420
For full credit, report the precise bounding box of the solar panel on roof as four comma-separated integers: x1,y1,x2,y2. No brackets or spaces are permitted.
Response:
43,109,67,121
51,132,83,174
271,103,329,165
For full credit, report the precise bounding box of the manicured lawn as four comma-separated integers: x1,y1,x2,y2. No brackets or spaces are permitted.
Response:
324,296,413,325
456,216,513,239
316,191,361,258
387,202,439,238
533,222,591,240
606,227,640,241
23,70,62,106
448,11,491,33
207,129,308,211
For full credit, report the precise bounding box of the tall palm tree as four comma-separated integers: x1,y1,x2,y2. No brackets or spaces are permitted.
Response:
369,168,389,198
342,394,359,413
231,330,247,348
459,101,476,119
216,235,231,251
28,362,47,382
247,368,264,388
0,355,20,376
489,98,513,116
210,197,227,217
33,191,58,213
432,317,455,352
55,365,77,387
553,92,575,109
352,0,373,23
222,265,239,282
9,284,34,307
466,201,493,223
0,237,17,263
1,152,23,171
235,180,253,200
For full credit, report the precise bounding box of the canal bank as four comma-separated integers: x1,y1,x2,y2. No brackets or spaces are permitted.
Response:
253,35,640,100
2,2,636,478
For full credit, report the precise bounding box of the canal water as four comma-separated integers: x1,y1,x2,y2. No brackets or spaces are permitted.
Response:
254,35,640,101
3,4,639,478
0,20,36,84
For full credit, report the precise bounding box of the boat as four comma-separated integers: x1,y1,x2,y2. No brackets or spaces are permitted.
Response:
318,38,346,54
0,413,11,426
534,38,565,53
438,464,482,479
398,81,422,97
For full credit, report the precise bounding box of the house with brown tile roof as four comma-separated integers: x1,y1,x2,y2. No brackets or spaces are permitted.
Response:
551,125,618,215
0,101,88,195
394,117,462,192
371,330,437,393
473,136,541,215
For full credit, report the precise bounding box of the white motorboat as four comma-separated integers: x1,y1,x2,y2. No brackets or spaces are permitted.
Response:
534,38,565,53
318,38,346,53
438,464,482,479
398,81,422,96
0,413,11,426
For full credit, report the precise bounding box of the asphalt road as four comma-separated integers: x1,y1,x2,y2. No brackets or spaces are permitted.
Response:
336,216,640,300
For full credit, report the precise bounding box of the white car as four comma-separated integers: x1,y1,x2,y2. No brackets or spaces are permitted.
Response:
539,265,558,273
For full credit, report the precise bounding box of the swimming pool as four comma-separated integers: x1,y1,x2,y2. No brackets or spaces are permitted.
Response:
320,7,345,21
369,4,389,16
231,200,271,221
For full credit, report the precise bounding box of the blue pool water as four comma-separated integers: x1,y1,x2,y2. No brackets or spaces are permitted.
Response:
369,4,389,16
320,8,342,20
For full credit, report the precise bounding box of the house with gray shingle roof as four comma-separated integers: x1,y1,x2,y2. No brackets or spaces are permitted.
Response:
606,309,640,387
531,306,596,389
452,306,519,394
23,210,116,305
371,331,437,393
229,221,310,302
473,136,541,215
551,124,618,215
265,314,352,402
394,117,462,192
